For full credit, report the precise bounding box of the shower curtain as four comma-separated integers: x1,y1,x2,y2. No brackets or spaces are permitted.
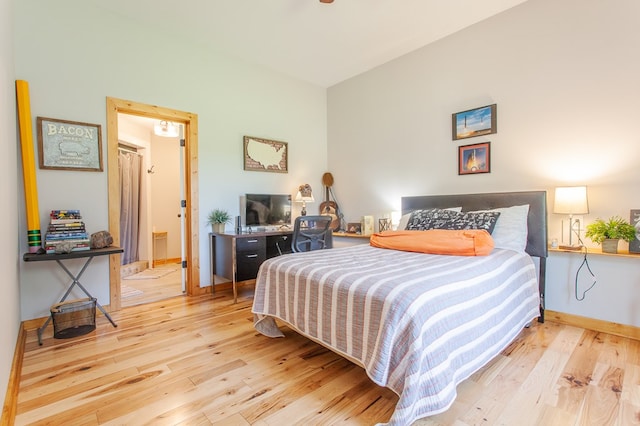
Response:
119,150,142,265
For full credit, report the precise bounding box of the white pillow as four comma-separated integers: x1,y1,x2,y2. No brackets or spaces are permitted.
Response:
397,207,462,230
471,204,530,252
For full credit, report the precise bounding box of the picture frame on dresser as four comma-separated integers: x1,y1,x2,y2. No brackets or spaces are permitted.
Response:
346,222,362,234
629,209,640,253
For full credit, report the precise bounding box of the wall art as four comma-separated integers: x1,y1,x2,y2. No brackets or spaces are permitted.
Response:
458,142,491,175
37,117,103,171
243,136,288,173
452,104,497,140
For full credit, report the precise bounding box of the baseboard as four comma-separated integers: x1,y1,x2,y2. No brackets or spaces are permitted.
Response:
546,310,640,341
22,317,45,332
152,257,181,268
212,279,255,294
1,324,26,425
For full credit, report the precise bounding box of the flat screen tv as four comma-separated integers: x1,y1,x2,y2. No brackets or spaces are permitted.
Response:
244,194,292,227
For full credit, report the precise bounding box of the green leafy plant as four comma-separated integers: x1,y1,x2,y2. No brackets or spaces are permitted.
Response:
207,208,231,225
585,216,637,244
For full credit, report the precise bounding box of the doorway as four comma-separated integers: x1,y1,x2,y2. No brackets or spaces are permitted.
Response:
106,97,206,312
117,113,183,307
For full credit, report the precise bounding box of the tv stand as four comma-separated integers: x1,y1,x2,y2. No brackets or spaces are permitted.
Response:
210,230,293,303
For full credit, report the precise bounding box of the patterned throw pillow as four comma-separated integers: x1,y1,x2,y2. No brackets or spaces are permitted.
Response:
406,209,462,231
406,209,501,234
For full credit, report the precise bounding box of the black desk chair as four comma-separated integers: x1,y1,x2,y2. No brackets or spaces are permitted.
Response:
291,215,333,253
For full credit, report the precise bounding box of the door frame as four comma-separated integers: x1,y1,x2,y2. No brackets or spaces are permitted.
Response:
106,97,205,311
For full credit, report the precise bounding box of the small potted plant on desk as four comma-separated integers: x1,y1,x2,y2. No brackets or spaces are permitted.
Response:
585,216,636,254
207,209,231,233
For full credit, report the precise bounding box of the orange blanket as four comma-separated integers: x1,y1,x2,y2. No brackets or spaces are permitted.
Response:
370,229,495,256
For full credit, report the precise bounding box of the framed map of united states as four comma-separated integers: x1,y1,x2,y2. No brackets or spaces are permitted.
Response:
243,136,288,173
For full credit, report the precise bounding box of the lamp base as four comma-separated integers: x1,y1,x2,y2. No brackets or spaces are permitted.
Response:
558,244,583,251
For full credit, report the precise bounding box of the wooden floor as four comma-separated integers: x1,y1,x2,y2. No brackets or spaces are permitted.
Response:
120,263,183,308
14,286,640,425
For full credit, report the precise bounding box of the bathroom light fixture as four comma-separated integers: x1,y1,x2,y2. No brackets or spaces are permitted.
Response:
153,120,179,138
554,186,589,250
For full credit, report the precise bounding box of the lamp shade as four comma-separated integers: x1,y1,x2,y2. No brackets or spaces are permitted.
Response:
295,184,314,202
295,192,314,202
554,186,589,215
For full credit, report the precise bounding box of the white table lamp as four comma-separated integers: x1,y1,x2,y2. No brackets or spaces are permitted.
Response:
554,186,589,249
295,184,314,216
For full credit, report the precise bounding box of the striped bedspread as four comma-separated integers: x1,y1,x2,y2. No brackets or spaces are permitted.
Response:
252,244,540,425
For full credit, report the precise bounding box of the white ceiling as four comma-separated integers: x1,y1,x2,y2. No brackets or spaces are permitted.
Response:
91,0,527,88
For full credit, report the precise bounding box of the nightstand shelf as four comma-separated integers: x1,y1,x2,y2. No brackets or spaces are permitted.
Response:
332,232,371,239
549,246,640,259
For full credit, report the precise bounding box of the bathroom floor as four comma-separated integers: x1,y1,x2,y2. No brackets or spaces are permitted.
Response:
120,261,183,307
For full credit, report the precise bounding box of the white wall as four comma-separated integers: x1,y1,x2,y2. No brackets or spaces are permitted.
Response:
327,0,640,326
0,0,19,409
14,0,327,320
547,252,640,326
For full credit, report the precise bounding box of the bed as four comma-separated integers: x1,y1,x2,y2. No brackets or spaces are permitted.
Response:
252,191,547,425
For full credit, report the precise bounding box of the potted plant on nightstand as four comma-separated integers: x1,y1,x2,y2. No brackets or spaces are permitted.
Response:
585,216,636,254
207,209,231,233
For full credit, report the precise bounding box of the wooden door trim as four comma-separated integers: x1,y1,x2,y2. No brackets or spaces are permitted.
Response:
106,97,204,311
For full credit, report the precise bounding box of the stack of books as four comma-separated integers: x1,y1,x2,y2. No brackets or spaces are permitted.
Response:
44,210,91,254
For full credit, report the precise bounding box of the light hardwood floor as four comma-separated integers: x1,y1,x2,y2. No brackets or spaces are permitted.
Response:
120,263,183,308
14,286,640,425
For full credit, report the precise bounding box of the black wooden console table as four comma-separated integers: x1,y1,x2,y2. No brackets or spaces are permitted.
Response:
23,246,123,344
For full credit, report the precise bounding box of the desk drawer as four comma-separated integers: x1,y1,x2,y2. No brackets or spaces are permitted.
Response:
237,237,265,252
236,251,266,281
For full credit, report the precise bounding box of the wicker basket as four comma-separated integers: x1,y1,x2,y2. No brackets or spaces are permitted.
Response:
50,297,96,339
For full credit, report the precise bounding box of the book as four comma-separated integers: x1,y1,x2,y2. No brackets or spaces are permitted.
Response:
48,222,86,230
50,210,82,219
44,239,91,245
44,236,91,254
50,209,81,215
50,218,83,224
45,245,90,254
45,233,89,240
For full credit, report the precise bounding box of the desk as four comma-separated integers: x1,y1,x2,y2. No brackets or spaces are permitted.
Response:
23,246,123,344
210,231,292,303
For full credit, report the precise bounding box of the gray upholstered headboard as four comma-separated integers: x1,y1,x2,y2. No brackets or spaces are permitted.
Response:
401,191,548,258
401,190,548,322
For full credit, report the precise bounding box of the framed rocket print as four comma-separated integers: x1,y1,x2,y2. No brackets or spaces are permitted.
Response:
458,142,491,175
452,104,497,140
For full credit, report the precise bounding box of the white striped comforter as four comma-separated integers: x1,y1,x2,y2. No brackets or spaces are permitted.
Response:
252,244,540,425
